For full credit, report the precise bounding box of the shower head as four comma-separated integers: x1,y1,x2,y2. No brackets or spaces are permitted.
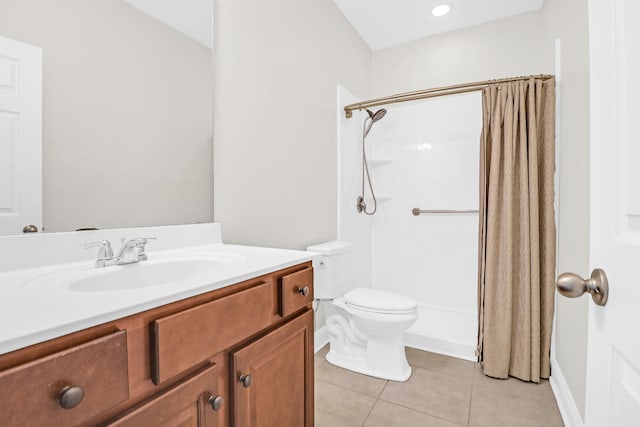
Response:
364,108,387,137
367,109,387,122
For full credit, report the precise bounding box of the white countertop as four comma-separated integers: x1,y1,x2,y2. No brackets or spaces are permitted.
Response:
0,225,315,355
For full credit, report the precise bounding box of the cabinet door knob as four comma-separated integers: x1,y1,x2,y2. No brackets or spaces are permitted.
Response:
297,286,310,297
209,395,224,411
59,385,85,409
239,374,253,388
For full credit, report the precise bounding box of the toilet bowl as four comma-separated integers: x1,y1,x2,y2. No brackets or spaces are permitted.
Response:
307,241,418,381
326,287,418,381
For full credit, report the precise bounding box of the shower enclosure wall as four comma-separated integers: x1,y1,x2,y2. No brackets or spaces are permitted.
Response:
337,85,482,360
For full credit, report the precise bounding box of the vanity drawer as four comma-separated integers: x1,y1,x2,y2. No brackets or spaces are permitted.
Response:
151,280,274,384
0,330,129,427
279,266,314,317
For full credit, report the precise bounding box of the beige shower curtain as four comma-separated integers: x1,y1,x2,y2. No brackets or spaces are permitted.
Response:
477,77,556,383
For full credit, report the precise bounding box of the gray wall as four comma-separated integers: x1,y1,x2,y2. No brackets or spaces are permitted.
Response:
371,11,553,96
0,0,213,232
212,0,371,249
542,0,590,417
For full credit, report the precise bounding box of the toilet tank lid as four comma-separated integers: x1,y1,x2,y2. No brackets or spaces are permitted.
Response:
306,241,352,255
344,287,417,312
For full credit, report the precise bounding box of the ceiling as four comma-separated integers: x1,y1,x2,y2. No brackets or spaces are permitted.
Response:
124,0,213,49
333,0,544,51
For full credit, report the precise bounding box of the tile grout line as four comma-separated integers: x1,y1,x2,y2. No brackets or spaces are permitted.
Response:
314,378,383,400
317,351,563,427
315,378,378,426
360,378,390,425
406,356,476,382
315,362,389,398
360,396,380,427
376,396,466,426
376,380,389,399
467,363,479,427
372,362,475,425
318,350,474,426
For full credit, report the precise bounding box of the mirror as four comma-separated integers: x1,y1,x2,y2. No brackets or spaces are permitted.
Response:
0,0,213,234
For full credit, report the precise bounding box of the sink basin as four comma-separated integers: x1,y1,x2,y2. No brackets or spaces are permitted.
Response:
24,254,244,292
70,259,224,292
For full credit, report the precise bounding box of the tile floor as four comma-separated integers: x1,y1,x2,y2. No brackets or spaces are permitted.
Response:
314,345,564,427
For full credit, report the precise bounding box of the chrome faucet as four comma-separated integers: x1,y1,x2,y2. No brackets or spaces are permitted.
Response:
85,237,157,267
115,237,157,264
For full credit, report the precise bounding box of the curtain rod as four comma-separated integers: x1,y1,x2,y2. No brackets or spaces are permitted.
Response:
343,74,554,118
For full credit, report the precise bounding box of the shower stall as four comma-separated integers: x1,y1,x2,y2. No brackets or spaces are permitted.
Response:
337,85,482,360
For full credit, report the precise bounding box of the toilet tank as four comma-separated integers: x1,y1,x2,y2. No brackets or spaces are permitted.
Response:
306,241,353,300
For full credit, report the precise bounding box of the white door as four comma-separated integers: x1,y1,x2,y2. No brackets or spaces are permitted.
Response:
0,36,42,235
585,0,640,425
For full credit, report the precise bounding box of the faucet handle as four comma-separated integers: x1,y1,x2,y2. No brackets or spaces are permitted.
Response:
84,240,114,267
132,237,157,244
120,237,156,246
84,240,113,257
131,237,157,261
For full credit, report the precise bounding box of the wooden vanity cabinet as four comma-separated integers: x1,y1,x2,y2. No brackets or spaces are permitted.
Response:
0,261,314,427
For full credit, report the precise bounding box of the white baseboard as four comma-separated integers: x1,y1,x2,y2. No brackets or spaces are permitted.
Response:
314,325,329,353
403,331,477,362
314,302,477,361
404,303,478,361
315,324,476,362
550,358,584,427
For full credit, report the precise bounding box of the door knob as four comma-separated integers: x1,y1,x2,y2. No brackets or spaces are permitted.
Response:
556,268,608,306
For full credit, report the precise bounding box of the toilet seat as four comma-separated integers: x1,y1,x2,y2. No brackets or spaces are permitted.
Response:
343,287,417,315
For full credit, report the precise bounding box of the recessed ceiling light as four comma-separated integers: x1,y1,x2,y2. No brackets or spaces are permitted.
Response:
432,3,453,17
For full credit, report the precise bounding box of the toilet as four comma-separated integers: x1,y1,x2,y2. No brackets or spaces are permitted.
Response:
307,241,418,381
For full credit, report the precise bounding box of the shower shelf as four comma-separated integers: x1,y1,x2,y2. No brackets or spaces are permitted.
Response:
368,159,393,167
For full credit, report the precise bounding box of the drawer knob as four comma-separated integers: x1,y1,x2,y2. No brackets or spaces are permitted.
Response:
59,385,85,409
297,286,310,297
209,395,224,411
240,374,253,388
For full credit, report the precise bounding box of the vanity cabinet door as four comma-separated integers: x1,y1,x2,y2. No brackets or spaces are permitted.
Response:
231,310,313,427
107,364,221,427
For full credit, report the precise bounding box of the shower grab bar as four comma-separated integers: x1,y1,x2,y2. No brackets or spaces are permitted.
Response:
412,208,479,216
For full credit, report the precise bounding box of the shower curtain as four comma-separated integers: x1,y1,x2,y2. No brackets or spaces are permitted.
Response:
477,77,556,383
